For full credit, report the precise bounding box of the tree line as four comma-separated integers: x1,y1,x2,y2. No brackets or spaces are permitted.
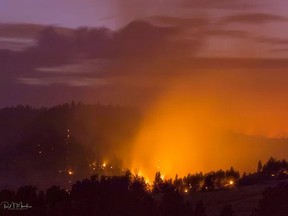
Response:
1,170,287,216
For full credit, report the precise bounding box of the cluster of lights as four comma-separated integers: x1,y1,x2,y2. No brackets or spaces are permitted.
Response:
57,158,238,192
57,169,75,176
65,129,71,145
87,160,122,175
88,161,98,171
37,144,43,155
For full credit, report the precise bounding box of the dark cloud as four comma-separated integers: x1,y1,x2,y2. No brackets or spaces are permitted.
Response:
18,77,107,87
0,23,73,38
39,20,198,61
144,16,210,28
221,13,287,25
202,29,250,39
0,20,187,71
144,15,255,40
142,16,251,46
183,0,255,10
1,18,288,107
113,20,183,59
255,36,288,45
0,19,204,103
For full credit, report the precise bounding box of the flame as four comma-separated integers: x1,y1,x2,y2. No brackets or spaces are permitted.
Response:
129,87,209,180
102,162,107,168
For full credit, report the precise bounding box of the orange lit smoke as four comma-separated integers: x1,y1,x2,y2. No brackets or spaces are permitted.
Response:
127,69,288,180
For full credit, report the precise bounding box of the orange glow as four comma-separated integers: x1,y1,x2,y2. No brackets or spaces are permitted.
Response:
128,73,288,179
102,162,107,168
68,170,74,175
145,180,151,184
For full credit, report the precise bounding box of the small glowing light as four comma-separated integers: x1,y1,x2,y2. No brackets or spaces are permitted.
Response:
271,174,275,177
68,170,74,175
160,175,165,180
110,166,113,169
38,151,42,154
102,162,106,168
229,180,234,185
59,170,62,173
184,189,189,193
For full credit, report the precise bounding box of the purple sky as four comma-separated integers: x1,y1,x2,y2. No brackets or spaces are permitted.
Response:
0,0,288,109
1,0,288,58
0,0,287,27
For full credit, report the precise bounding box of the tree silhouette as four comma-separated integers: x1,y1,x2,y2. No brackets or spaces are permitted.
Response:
257,160,263,173
194,201,207,216
252,183,288,216
129,175,147,199
153,172,164,193
160,190,193,216
202,174,214,191
219,204,234,216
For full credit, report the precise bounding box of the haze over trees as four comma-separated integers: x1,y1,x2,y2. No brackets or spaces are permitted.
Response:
0,103,287,215
0,102,141,188
0,103,288,189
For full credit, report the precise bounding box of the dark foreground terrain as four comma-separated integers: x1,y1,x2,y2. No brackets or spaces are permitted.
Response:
0,174,288,216
187,179,288,216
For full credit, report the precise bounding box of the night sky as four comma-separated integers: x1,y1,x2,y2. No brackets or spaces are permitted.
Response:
1,0,288,177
